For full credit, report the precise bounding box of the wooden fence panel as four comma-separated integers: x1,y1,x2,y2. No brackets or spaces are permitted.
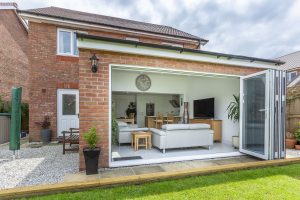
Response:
0,115,10,144
287,86,300,133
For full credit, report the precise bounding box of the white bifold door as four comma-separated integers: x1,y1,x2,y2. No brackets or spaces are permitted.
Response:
240,69,286,160
57,89,79,137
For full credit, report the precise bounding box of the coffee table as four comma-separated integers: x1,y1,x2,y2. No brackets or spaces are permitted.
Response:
131,131,152,151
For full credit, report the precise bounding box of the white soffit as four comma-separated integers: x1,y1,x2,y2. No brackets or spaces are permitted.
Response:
78,38,278,69
111,64,240,79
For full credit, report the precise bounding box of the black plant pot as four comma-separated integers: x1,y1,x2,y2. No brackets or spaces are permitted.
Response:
41,129,51,144
83,148,100,175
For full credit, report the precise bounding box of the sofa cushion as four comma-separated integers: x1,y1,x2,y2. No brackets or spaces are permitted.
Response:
119,127,149,132
150,128,166,136
162,123,210,130
162,124,190,130
189,123,210,129
117,121,128,127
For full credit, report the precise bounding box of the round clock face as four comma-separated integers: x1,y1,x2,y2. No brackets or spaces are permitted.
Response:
136,74,151,91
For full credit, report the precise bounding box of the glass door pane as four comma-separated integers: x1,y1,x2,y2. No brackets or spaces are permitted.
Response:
241,71,269,159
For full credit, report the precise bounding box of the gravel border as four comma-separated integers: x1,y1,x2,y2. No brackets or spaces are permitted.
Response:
0,143,78,189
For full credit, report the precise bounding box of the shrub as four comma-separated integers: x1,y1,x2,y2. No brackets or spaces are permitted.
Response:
83,127,100,150
295,122,300,143
111,119,119,145
35,116,51,129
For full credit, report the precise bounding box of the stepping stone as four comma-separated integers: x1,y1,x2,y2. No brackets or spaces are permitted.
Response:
100,168,134,178
160,162,192,172
133,165,164,175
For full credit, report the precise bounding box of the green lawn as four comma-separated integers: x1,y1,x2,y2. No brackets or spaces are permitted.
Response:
25,164,300,200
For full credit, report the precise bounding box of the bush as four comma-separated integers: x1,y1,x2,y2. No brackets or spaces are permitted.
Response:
295,122,300,143
0,95,29,131
83,127,100,150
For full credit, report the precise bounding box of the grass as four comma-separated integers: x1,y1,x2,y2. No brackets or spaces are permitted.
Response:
24,163,300,200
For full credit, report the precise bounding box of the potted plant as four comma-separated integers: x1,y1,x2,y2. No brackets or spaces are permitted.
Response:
227,94,239,149
35,116,51,144
83,127,100,175
125,102,136,118
286,132,296,149
294,122,300,150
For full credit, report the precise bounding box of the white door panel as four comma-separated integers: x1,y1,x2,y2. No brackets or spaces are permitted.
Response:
57,89,79,137
240,69,286,160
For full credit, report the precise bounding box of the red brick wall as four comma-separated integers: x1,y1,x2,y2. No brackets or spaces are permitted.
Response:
28,22,80,142
78,49,262,170
0,9,28,102
27,21,199,142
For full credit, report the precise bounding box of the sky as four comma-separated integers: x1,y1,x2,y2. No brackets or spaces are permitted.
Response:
6,0,300,59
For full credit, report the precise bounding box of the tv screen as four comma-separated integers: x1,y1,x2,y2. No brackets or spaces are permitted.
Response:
193,98,214,118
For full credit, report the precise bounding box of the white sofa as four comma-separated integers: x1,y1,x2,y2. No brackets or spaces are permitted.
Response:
117,121,149,144
151,123,214,153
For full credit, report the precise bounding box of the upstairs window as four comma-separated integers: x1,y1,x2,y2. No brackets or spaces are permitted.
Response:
57,29,78,56
287,71,298,83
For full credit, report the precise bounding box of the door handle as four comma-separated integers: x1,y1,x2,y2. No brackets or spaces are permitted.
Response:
258,109,267,112
77,113,80,118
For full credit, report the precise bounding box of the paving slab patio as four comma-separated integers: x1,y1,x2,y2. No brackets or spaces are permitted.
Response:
63,156,261,182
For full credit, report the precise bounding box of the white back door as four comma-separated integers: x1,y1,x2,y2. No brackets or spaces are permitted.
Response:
57,89,79,137
240,69,286,160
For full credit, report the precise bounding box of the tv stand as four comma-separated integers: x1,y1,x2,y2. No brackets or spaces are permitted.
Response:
190,118,222,142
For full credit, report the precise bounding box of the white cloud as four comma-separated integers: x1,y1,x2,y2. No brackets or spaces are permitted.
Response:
3,0,300,58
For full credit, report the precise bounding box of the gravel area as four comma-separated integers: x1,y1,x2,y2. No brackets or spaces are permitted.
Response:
0,142,78,189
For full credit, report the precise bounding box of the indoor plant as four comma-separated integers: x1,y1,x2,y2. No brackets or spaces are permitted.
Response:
111,118,119,145
226,94,240,148
35,116,51,143
83,126,100,175
125,102,136,118
294,122,300,150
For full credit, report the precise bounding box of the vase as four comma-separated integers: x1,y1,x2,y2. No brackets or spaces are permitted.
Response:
182,102,189,124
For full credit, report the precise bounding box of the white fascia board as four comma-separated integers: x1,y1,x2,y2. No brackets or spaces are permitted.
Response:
77,38,278,69
0,6,16,10
19,13,199,44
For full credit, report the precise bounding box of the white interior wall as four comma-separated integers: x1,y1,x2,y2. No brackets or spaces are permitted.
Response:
136,93,180,127
112,94,136,118
111,69,240,145
186,77,240,144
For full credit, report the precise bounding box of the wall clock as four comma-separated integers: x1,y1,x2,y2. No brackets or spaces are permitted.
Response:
136,74,151,91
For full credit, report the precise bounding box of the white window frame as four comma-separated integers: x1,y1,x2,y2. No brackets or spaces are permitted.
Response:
288,71,297,82
57,28,79,57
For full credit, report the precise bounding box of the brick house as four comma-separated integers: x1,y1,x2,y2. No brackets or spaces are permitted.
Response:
0,3,28,102
277,51,300,87
18,6,287,170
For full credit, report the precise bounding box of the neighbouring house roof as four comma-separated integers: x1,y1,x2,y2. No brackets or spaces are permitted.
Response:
77,33,285,67
18,6,207,43
276,51,300,71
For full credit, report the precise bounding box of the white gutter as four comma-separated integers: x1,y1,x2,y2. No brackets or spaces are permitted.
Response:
19,13,200,44
77,38,278,69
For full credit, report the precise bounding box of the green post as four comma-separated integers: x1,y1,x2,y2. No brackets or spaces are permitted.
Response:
9,87,22,153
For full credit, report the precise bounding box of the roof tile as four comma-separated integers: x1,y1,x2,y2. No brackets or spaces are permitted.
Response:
20,6,206,41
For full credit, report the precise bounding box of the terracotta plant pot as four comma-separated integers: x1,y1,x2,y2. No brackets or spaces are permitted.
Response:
285,138,297,149
295,145,300,150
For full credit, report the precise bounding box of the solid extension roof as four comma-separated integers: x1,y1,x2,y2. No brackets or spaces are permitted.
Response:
19,6,207,42
77,33,285,66
276,51,300,70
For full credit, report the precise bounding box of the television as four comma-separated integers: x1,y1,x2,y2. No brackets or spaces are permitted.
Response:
193,98,214,119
